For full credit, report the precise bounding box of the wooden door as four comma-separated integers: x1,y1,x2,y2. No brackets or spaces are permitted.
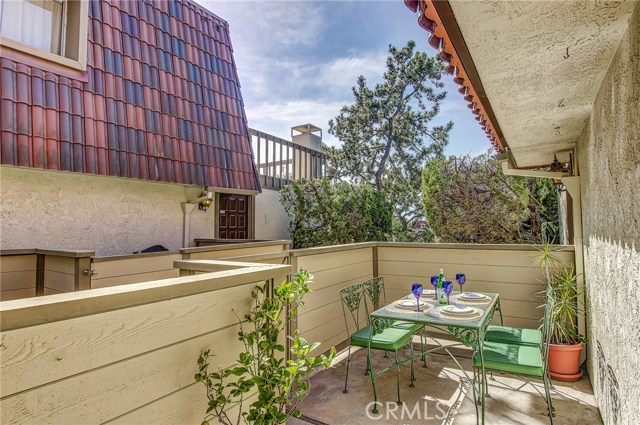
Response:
218,194,249,239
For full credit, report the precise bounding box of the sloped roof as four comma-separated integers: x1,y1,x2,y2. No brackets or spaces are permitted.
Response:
0,0,259,190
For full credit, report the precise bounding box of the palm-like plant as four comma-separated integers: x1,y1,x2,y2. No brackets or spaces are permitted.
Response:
533,241,584,345
548,265,583,344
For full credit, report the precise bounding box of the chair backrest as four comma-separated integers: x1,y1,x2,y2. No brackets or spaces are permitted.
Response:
362,276,387,316
340,283,365,335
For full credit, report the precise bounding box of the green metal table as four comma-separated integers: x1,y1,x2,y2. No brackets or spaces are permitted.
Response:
368,292,503,425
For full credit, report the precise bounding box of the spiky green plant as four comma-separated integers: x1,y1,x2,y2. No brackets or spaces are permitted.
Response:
533,240,584,345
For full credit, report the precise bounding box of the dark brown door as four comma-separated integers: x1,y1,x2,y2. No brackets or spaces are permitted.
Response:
218,194,249,239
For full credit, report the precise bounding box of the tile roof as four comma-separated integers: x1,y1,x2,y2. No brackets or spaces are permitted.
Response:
0,0,260,191
404,0,505,153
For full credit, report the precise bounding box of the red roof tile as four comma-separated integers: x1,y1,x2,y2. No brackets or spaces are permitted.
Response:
0,0,257,190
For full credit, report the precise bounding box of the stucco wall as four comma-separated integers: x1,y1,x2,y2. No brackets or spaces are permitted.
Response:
254,188,290,240
576,5,639,425
0,166,216,255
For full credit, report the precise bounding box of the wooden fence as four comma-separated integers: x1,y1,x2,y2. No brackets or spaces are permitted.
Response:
0,262,291,424
0,249,93,301
0,241,575,423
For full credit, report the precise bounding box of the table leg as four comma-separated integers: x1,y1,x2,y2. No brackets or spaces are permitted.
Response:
478,329,486,425
495,299,504,325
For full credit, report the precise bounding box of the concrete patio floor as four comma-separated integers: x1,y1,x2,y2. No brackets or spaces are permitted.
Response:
289,341,601,425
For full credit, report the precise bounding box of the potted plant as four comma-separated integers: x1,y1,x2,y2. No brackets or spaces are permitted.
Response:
534,243,585,382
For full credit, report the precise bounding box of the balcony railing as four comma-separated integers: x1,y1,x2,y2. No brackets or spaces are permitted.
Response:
250,128,327,190
0,241,578,423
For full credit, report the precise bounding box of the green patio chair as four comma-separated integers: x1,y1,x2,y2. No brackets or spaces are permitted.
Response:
362,277,427,367
484,285,555,348
340,283,415,401
472,289,555,423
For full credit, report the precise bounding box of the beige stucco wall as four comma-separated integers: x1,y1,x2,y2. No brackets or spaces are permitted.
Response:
0,166,216,255
254,188,290,240
576,5,639,425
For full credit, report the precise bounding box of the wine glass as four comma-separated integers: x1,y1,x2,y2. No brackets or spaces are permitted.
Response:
430,275,438,300
443,281,453,304
456,273,466,294
411,283,424,312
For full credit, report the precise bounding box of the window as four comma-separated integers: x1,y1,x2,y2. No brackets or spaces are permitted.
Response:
0,0,64,55
0,0,88,71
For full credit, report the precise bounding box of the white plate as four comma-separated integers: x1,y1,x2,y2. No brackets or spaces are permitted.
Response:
459,292,488,300
396,299,428,307
442,305,474,315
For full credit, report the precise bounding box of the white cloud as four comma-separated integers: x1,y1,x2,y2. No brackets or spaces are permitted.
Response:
315,51,388,99
245,99,345,146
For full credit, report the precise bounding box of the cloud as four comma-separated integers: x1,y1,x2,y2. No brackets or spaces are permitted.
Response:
198,1,327,53
315,51,388,99
245,99,345,146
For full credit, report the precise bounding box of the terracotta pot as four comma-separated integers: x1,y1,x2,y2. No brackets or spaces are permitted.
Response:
548,342,584,382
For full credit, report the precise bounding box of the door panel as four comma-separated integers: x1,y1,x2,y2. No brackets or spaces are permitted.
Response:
219,194,249,239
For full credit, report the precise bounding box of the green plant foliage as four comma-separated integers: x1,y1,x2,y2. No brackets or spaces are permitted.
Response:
195,270,336,425
326,41,452,241
280,178,392,248
533,241,585,345
421,151,559,243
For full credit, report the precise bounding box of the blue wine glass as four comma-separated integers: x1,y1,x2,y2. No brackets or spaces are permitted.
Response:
443,281,453,304
456,273,466,294
412,283,424,312
430,275,438,300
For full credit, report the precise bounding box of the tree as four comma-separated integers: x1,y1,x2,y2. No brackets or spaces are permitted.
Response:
421,151,559,244
279,179,392,248
326,41,452,241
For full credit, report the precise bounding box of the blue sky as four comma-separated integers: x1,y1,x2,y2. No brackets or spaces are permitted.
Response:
196,0,491,156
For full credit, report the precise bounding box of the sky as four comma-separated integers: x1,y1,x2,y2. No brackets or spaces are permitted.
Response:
195,0,491,157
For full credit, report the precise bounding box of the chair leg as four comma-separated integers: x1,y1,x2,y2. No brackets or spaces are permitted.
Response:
409,343,416,388
343,345,352,394
394,351,402,405
369,352,380,414
475,367,483,406
543,374,555,424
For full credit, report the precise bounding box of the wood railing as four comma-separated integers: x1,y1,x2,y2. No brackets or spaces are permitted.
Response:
250,128,327,190
0,261,291,424
0,241,575,423
0,249,94,301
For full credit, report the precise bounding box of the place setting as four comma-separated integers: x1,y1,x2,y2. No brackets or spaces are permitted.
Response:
429,304,484,321
389,283,434,314
447,273,492,306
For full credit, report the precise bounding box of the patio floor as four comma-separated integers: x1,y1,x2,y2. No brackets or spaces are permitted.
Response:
289,339,601,425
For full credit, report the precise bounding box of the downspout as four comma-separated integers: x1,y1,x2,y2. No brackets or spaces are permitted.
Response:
182,188,214,248
562,177,587,353
181,203,196,248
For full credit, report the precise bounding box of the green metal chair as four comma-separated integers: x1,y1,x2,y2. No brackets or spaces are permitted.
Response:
340,283,415,402
362,277,427,367
472,289,555,423
485,285,555,348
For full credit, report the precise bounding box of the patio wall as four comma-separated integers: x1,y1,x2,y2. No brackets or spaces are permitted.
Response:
377,243,574,331
292,243,573,356
0,249,93,301
90,240,290,288
293,244,375,355
0,253,36,301
0,262,291,424
576,4,640,424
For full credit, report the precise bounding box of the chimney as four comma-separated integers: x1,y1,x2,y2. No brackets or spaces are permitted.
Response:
291,124,322,152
